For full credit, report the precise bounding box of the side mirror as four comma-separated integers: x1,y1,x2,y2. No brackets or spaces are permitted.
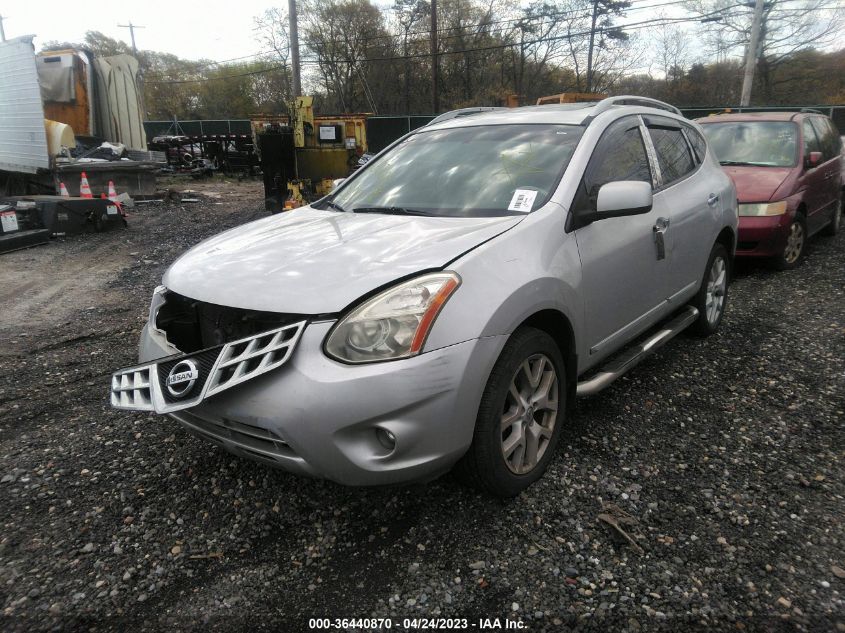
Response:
805,151,822,169
595,181,653,218
331,178,346,191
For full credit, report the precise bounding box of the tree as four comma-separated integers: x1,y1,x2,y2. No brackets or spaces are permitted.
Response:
685,0,844,102
300,0,393,112
393,0,429,113
253,7,294,106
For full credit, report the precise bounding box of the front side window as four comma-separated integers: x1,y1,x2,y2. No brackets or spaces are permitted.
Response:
584,117,652,195
330,124,584,217
648,126,696,186
809,117,838,160
701,121,798,167
803,119,822,157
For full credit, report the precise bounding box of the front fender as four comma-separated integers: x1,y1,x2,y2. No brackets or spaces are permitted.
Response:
425,204,585,362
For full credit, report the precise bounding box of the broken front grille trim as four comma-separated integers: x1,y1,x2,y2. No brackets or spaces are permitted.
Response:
111,367,154,411
110,320,307,414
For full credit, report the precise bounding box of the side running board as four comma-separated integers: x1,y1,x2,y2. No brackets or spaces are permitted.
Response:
576,306,699,397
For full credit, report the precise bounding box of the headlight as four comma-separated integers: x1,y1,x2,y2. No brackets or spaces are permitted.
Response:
738,201,788,216
325,272,461,363
148,285,168,329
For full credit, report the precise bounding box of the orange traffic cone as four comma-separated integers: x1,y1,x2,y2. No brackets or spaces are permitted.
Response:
59,182,70,198
79,172,93,198
107,180,118,201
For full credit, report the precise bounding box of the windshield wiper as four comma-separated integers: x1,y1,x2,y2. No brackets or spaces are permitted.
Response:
352,206,434,216
719,160,766,166
324,200,347,213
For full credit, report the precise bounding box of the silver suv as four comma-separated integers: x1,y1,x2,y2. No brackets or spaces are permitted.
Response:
111,96,737,497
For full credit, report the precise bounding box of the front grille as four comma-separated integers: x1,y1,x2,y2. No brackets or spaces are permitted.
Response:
155,291,307,353
111,367,154,410
157,347,223,405
110,321,306,414
205,325,302,397
173,409,297,461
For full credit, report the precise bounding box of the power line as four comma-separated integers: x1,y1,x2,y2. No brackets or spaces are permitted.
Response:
145,8,745,85
348,0,696,47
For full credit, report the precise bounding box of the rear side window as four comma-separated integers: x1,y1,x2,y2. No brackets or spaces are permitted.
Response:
584,117,652,195
648,126,696,186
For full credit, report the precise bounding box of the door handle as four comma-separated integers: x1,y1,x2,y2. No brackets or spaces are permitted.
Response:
653,217,670,231
652,217,669,260
707,193,720,207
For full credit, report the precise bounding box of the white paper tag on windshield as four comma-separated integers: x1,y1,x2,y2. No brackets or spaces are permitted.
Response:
508,189,538,213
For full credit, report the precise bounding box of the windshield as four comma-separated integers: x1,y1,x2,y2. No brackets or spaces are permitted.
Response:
700,121,798,167
330,124,584,217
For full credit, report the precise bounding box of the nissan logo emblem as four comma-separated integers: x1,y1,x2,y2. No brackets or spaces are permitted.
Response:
166,359,199,398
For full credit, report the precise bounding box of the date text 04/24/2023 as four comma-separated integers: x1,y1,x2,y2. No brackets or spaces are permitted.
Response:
307,617,526,630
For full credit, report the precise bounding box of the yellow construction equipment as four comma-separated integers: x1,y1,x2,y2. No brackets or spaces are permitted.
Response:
536,92,607,105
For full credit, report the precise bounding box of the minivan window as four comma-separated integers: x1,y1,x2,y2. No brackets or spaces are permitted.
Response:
701,121,798,167
648,126,696,185
803,119,822,157
330,124,585,217
809,117,837,160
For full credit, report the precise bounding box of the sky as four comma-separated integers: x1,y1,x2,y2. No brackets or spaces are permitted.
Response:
1,0,283,61
2,0,842,66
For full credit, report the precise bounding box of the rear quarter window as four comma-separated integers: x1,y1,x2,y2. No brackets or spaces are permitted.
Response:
648,126,696,186
685,126,708,164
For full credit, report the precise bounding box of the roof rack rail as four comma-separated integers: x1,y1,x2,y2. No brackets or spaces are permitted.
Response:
589,96,682,117
427,107,506,126
800,107,824,114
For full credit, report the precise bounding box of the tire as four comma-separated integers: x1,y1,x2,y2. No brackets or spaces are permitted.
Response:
455,327,566,497
688,243,730,337
774,214,807,270
822,198,841,236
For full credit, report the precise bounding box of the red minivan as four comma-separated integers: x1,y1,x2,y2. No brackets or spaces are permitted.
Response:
697,112,842,269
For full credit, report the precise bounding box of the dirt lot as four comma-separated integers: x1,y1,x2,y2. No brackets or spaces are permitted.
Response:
0,180,843,632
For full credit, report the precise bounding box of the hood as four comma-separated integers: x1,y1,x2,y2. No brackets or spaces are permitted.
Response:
722,166,794,203
163,207,523,313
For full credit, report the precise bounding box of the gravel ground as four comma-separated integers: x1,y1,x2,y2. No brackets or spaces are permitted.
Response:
1,188,843,633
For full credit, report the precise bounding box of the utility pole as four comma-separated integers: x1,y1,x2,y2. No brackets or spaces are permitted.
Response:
0,14,7,42
740,0,765,107
118,22,147,119
288,0,302,98
118,21,144,55
586,0,599,93
431,0,439,113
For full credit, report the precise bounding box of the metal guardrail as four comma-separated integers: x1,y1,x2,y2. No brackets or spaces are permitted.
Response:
143,120,253,139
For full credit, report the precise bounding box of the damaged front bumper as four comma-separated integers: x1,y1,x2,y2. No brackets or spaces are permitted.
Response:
116,320,505,486
110,321,306,414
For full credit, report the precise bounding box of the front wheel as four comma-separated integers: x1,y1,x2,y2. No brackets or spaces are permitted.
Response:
688,243,730,337
774,215,806,270
455,327,566,497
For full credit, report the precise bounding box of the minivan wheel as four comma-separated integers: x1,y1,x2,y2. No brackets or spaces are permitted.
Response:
774,216,806,270
455,327,566,497
822,199,841,236
689,243,729,337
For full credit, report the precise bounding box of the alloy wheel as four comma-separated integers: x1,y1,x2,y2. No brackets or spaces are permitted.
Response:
783,221,805,264
705,255,727,325
500,354,559,475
